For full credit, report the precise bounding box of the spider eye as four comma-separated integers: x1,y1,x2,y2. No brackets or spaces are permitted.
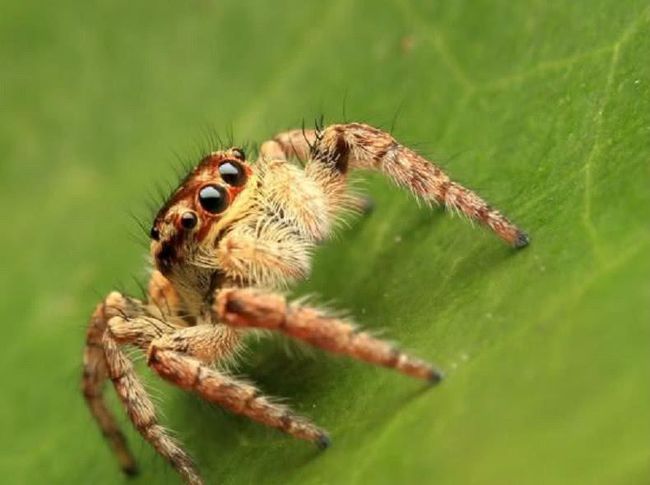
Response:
219,160,246,187
231,147,246,161
150,226,160,241
198,185,228,214
180,211,198,230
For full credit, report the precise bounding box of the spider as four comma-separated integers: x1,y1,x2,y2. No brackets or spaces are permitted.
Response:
82,122,528,485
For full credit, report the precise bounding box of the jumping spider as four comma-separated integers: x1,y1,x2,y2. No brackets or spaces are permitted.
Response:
82,122,528,484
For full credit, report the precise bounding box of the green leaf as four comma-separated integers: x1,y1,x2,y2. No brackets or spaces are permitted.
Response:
1,1,649,484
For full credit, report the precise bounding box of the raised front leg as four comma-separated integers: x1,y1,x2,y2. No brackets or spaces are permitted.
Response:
214,288,443,383
262,123,529,248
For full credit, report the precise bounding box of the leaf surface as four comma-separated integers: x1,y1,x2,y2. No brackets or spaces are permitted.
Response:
1,1,649,484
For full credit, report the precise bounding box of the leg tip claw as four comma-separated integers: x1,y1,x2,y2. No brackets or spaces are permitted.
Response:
428,368,445,385
316,433,331,450
122,464,139,478
513,231,530,249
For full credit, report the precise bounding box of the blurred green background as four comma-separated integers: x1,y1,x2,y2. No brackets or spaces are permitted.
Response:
1,0,649,484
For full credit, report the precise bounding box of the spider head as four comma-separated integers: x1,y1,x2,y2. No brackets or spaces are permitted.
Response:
149,147,252,276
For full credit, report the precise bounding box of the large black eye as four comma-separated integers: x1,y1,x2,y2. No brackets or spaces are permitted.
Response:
198,185,228,214
219,160,246,187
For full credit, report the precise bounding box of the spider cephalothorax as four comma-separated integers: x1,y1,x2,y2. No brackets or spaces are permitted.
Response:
150,148,251,275
83,122,528,485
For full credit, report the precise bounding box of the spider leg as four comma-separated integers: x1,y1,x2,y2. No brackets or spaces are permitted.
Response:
262,123,528,248
146,326,330,447
259,137,373,219
103,310,203,485
214,288,443,383
83,291,203,485
211,227,313,288
82,293,138,475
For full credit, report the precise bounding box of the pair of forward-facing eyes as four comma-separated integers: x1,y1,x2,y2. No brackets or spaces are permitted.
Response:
150,159,247,240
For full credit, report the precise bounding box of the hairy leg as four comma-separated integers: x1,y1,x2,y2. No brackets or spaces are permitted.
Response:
82,292,138,475
208,159,341,287
102,311,203,485
146,326,329,447
214,288,442,383
262,122,528,248
211,227,313,288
